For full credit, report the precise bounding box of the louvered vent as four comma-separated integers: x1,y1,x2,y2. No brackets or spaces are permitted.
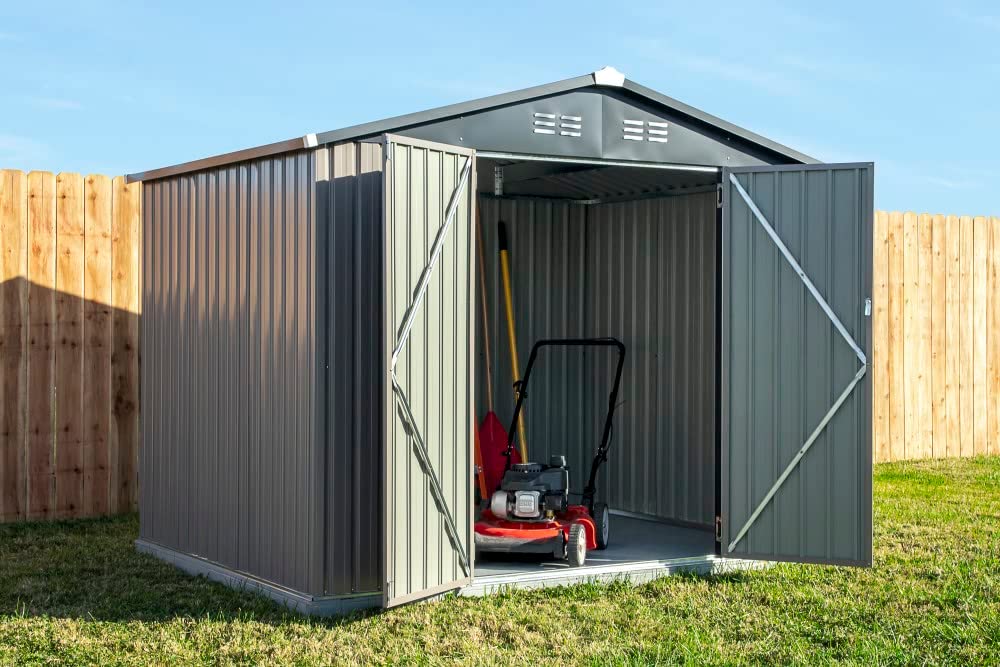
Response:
622,119,669,143
532,112,583,138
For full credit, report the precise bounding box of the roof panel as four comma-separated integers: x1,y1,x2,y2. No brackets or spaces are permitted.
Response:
127,68,814,183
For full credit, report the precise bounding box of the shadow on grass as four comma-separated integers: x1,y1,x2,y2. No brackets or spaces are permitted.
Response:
0,514,385,627
2,511,755,626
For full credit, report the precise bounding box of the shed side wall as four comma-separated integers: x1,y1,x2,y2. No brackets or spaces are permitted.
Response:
140,148,326,595
321,141,385,596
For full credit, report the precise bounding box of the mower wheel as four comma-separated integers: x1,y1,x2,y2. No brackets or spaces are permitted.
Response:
593,502,610,550
567,523,587,567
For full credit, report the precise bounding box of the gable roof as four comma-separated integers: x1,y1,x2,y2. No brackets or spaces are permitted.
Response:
127,67,815,183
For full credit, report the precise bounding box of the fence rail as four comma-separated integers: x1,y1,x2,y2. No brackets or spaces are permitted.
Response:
0,165,996,522
1,169,140,522
873,212,1000,462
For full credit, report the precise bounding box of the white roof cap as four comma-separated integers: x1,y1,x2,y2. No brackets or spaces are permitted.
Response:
592,66,626,87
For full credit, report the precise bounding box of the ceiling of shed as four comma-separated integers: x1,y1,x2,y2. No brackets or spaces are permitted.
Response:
476,157,719,203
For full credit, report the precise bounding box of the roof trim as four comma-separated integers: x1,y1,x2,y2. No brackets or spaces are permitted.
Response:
620,79,817,164
312,72,596,147
126,136,314,183
127,69,816,182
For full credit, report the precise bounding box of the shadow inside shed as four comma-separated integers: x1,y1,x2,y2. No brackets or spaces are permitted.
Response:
470,156,721,585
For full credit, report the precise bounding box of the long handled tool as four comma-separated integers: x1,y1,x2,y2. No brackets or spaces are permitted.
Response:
473,423,488,501
476,211,520,493
498,220,529,463
472,208,492,500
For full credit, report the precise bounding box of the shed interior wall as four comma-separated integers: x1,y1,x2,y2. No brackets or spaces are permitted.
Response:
475,187,717,527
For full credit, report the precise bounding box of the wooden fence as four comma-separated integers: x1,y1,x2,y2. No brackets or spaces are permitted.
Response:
0,170,140,522
873,212,1000,462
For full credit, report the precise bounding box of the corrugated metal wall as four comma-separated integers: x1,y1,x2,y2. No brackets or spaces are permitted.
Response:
140,150,719,599
320,141,385,596
140,148,326,595
722,165,872,564
477,192,716,527
476,197,591,497
587,194,717,525
384,139,475,605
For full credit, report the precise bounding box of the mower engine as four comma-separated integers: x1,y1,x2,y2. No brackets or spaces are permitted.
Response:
489,457,569,521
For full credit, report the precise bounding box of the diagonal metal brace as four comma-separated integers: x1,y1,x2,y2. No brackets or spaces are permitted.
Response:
391,373,471,576
728,364,867,552
726,172,869,553
390,155,473,576
730,174,866,365
393,157,473,368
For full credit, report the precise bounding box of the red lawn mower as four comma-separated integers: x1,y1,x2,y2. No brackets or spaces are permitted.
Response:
474,338,626,567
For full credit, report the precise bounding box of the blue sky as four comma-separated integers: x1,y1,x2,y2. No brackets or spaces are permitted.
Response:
1,1,997,214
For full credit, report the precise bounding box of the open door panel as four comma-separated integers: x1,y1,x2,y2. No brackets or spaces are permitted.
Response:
720,163,873,566
381,135,476,607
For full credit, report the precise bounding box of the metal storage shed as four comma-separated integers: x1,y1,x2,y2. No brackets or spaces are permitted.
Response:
131,67,873,615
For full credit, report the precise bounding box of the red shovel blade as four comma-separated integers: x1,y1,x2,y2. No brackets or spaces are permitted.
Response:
478,411,520,493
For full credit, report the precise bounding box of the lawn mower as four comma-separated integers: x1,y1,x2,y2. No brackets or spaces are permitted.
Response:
474,337,626,567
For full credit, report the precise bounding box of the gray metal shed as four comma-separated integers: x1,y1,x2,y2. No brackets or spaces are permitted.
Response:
131,67,873,614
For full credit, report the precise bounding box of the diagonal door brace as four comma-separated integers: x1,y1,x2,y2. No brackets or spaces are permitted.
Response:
390,154,473,575
727,173,868,552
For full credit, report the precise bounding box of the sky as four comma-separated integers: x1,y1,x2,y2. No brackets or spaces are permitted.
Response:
1,1,997,215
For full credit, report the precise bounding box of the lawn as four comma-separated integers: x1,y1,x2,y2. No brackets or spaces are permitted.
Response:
1,458,998,665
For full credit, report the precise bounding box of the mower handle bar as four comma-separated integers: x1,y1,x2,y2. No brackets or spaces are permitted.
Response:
502,337,627,513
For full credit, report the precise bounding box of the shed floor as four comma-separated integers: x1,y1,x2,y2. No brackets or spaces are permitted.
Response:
464,516,742,596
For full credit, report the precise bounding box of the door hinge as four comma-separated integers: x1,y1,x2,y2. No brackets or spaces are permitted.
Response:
716,184,723,208
715,516,722,541
864,297,872,317
384,142,393,163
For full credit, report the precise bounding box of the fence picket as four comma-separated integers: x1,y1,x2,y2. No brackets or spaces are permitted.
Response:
0,170,28,522
112,177,140,512
26,171,56,520
55,173,86,518
872,211,890,463
84,174,113,516
991,217,1000,457
930,214,949,459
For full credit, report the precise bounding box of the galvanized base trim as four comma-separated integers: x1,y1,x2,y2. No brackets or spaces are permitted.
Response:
135,539,381,617
462,556,764,596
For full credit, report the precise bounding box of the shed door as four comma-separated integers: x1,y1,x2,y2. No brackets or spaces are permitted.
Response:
382,135,476,607
720,163,873,566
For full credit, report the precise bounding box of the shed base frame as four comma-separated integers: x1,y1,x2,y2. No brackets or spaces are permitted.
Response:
135,539,381,616
464,555,761,597
467,516,762,596
136,529,762,615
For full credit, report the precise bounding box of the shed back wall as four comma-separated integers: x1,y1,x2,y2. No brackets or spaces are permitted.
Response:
476,191,716,527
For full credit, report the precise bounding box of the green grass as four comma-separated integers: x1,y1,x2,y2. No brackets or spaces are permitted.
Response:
2,457,999,665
